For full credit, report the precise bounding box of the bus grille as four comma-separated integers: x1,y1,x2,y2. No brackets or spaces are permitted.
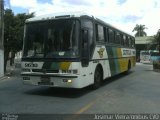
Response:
32,69,59,73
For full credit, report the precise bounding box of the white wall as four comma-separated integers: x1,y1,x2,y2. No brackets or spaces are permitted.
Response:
0,49,4,77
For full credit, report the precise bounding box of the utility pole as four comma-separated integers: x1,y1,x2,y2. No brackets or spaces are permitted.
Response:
0,0,4,48
158,29,160,53
0,0,4,76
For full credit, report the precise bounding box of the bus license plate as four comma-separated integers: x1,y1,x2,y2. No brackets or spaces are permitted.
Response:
39,77,53,85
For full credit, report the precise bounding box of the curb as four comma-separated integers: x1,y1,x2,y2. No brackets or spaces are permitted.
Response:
153,69,160,72
0,71,14,81
0,76,8,81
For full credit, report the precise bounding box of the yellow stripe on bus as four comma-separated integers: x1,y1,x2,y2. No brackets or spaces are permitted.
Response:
117,48,122,58
60,62,72,70
119,58,128,72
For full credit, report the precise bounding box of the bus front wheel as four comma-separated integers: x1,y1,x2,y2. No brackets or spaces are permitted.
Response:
92,66,103,89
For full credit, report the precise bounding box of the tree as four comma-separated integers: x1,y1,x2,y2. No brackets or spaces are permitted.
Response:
132,24,147,37
154,29,160,53
152,29,160,71
9,12,34,66
4,9,14,72
4,9,34,72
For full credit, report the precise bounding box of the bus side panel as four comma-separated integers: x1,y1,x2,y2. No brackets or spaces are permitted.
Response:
121,48,136,71
106,46,126,76
92,45,111,79
106,47,136,76
91,45,136,80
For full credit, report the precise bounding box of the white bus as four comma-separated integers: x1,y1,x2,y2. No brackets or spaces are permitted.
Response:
140,50,158,64
21,12,136,89
140,50,151,64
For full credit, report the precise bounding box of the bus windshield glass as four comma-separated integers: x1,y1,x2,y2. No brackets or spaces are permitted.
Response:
23,19,79,59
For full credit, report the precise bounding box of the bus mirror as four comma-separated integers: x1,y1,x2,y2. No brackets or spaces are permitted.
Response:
82,29,88,43
81,29,89,67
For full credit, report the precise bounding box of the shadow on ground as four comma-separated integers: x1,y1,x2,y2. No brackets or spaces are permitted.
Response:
24,71,134,98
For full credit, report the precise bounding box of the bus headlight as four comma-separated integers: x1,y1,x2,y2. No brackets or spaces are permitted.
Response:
68,80,72,83
63,79,72,83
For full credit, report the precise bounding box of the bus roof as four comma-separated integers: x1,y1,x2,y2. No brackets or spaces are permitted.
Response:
26,12,133,37
26,11,93,22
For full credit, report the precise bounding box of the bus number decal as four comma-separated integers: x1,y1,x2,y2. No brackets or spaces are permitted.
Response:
25,63,38,67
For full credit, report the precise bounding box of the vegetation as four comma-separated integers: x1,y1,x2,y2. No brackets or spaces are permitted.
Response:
154,29,160,53
132,24,147,37
4,9,34,72
151,29,160,71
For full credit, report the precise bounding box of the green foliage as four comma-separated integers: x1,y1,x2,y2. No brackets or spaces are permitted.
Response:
4,9,14,52
4,9,34,72
4,9,34,53
132,24,147,37
154,29,160,52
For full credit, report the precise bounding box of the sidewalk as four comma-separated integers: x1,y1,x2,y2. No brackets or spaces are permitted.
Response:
0,60,21,81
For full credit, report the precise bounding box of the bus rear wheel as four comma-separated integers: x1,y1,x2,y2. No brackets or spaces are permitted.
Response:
124,60,131,74
92,66,103,89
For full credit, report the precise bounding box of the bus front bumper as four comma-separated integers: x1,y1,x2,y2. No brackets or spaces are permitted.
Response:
21,73,85,88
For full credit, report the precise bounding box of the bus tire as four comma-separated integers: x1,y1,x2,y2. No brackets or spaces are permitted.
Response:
128,60,131,70
124,60,131,75
92,65,103,89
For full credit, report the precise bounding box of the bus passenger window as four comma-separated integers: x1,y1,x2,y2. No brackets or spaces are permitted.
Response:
115,32,121,44
108,29,114,43
126,36,129,47
104,27,108,42
96,24,104,42
121,35,125,46
131,38,135,48
128,37,132,47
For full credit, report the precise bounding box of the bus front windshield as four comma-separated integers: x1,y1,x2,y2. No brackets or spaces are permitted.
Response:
23,19,79,59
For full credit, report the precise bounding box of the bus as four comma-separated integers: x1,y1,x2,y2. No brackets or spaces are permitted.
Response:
140,50,151,64
140,50,158,64
21,12,136,89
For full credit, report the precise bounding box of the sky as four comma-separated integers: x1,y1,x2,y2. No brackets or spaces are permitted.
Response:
5,0,160,36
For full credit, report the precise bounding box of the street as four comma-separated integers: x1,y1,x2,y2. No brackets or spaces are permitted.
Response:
0,63,160,114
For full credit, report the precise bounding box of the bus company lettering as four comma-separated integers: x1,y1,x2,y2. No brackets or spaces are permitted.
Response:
123,50,131,55
132,51,136,55
25,63,38,67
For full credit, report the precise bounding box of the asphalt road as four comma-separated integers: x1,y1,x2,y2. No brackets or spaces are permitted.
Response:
0,63,160,114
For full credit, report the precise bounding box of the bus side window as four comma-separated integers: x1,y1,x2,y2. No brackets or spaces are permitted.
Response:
115,32,121,45
108,29,114,43
120,34,123,45
128,37,132,47
124,36,127,47
125,36,128,47
104,27,109,43
121,35,125,46
131,38,135,48
81,18,94,58
96,24,105,42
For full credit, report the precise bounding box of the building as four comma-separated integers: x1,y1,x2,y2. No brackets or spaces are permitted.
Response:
135,36,155,61
0,0,4,77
